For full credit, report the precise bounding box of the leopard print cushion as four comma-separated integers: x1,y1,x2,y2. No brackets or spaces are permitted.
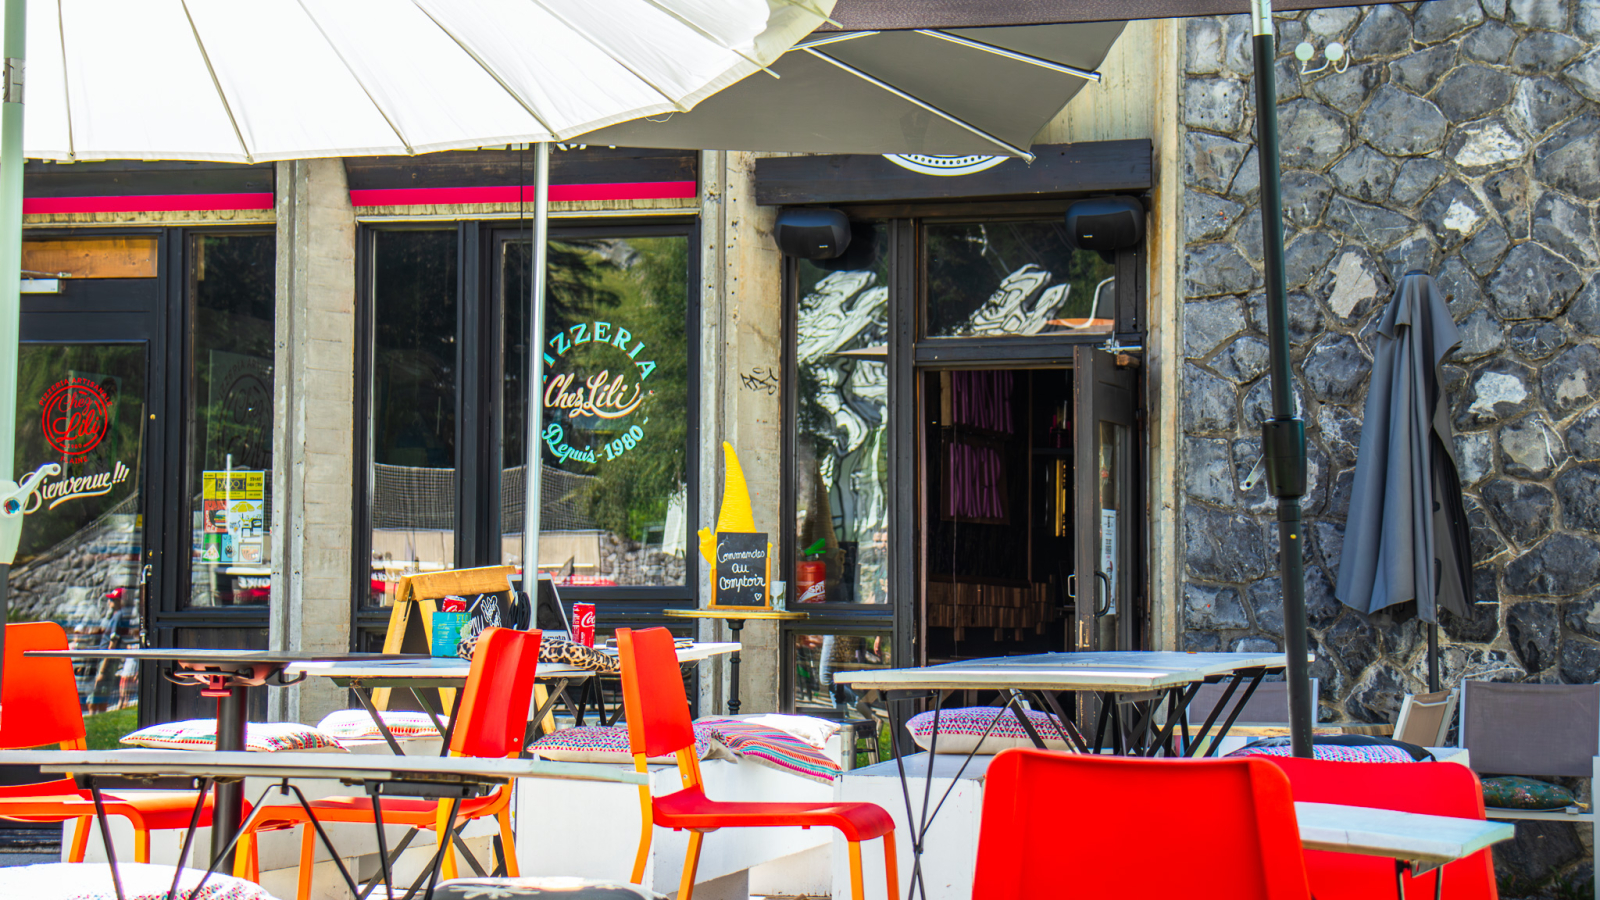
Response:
539,637,620,674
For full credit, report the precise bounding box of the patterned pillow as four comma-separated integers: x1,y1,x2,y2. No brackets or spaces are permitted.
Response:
122,719,346,753
1481,775,1582,811
539,638,621,674
697,717,842,784
528,725,718,763
1227,742,1417,763
316,709,442,740
905,707,1075,754
435,876,665,900
0,861,280,900
736,714,840,750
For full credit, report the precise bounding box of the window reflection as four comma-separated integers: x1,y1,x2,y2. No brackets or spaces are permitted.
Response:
794,223,889,605
502,236,690,586
924,221,1116,338
791,631,891,714
368,230,458,606
187,234,275,608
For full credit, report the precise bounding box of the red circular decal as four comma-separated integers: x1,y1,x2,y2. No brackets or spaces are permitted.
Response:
40,377,112,462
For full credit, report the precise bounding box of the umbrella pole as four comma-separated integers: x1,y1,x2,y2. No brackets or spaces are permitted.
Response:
1249,0,1314,759
1427,624,1439,692
521,143,550,598
0,0,27,687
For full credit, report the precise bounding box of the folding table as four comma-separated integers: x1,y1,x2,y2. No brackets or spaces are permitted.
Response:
832,651,1290,900
0,749,647,900
24,648,423,868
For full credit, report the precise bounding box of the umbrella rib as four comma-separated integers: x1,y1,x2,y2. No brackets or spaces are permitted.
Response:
53,0,76,160
294,0,415,154
915,30,1102,83
793,31,879,50
408,2,560,137
802,47,1035,160
635,0,780,79
178,0,253,163
524,0,691,113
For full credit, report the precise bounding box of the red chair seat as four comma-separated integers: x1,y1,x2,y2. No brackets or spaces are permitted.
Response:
653,786,894,841
0,778,225,829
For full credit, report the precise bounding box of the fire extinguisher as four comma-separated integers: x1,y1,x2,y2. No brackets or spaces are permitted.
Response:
797,539,827,603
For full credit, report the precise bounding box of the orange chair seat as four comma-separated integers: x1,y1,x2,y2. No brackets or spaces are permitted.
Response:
653,786,894,841
244,791,505,833
0,778,224,830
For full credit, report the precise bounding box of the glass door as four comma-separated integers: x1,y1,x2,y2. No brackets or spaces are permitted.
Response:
1072,345,1140,652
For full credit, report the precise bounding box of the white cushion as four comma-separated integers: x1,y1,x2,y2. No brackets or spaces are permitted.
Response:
121,720,345,753
735,714,841,750
0,862,282,900
316,709,442,740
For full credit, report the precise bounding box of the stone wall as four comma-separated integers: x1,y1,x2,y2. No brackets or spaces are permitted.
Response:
1179,0,1600,722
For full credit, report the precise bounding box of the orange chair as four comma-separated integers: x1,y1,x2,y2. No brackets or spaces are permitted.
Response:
973,750,1313,900
234,627,541,900
616,627,897,900
0,621,228,864
1260,757,1497,899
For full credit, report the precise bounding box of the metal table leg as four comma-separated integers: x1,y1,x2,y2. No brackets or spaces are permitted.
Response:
726,618,745,715
211,685,249,869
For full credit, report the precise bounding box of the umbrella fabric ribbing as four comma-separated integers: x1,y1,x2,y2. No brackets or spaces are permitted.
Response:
1336,272,1474,629
582,23,1125,157
19,0,831,162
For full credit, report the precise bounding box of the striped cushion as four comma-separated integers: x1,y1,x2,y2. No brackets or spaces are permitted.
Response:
906,707,1074,754
528,725,717,763
1228,743,1417,763
696,717,841,784
121,719,346,753
317,709,442,740
0,862,281,900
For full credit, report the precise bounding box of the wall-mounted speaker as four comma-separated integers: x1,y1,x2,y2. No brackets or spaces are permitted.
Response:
1064,197,1145,254
774,208,852,260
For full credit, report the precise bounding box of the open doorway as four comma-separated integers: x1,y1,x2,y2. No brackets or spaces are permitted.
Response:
919,351,1142,666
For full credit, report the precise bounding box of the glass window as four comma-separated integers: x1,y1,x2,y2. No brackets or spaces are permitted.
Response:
186,234,275,608
502,236,690,586
13,343,147,713
368,230,458,606
794,223,889,605
924,220,1116,338
791,631,892,714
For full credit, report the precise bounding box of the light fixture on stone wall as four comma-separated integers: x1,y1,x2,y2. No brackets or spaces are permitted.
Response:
1294,40,1348,75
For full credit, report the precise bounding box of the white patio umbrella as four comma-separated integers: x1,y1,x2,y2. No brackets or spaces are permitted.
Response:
0,0,837,675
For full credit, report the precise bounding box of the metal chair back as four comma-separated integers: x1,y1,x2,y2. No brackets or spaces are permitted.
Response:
1462,681,1600,778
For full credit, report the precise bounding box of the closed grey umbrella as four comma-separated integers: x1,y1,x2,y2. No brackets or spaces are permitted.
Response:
1336,271,1474,690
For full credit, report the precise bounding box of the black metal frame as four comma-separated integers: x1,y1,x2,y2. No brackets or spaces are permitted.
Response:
351,217,703,651
777,205,1149,710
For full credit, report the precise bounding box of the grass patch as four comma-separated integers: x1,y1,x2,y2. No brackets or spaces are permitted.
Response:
82,706,138,750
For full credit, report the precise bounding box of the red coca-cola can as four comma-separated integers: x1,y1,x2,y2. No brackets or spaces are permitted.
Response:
572,602,596,647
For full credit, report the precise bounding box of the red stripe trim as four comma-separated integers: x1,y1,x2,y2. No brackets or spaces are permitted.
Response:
348,181,697,207
23,193,275,214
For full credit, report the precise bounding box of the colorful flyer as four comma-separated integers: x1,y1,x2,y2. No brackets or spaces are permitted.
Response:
199,471,265,565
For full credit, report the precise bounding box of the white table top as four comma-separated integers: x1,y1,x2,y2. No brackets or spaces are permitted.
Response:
0,749,646,786
831,651,1291,692
1295,801,1514,866
287,642,739,681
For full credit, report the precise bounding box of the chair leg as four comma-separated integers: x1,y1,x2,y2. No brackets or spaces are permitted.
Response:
630,796,653,885
133,827,150,864
68,817,91,862
847,842,865,900
436,804,459,880
882,832,899,900
297,825,316,900
496,807,520,878
677,831,704,900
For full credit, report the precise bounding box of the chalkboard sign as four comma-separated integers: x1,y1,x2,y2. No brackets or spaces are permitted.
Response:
714,531,770,608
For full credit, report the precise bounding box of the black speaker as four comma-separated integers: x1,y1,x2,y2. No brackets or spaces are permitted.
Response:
775,208,852,260
1064,197,1144,253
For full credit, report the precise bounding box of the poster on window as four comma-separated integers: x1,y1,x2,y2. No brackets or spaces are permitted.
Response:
200,471,265,565
1100,508,1117,616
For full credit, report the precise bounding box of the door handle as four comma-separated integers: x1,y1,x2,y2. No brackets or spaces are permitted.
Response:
1094,571,1112,617
138,563,153,647
1065,573,1076,599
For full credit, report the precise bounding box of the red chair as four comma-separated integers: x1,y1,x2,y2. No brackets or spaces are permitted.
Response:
616,627,897,900
1260,757,1497,899
0,621,230,864
235,627,542,899
973,750,1312,900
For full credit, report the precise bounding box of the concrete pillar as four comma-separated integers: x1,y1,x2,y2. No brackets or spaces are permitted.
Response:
697,150,787,716
269,159,357,724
